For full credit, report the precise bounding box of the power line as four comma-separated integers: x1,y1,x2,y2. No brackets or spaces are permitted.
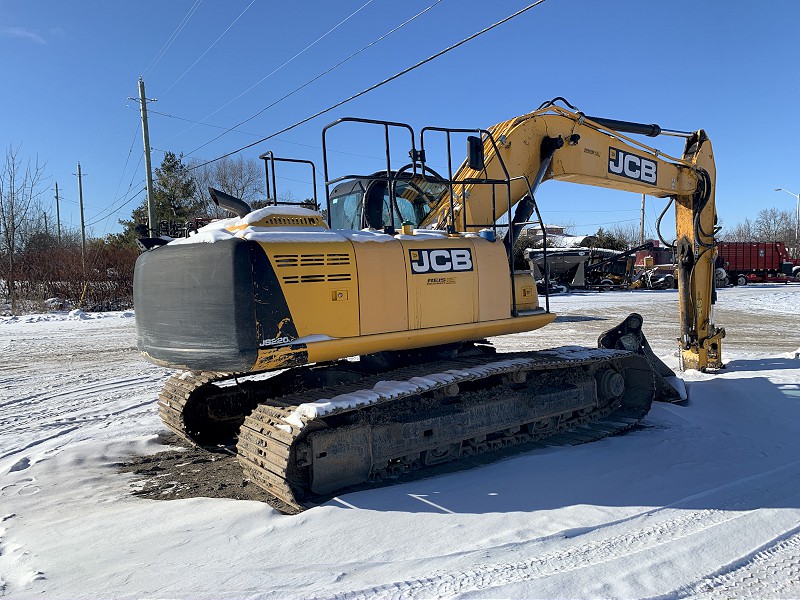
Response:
142,0,203,76
580,218,640,228
85,184,147,228
189,0,549,170
150,108,408,162
54,195,105,212
83,151,145,227
149,108,261,135
161,0,258,97
186,0,441,157
546,209,640,214
110,123,141,208
197,1,374,121
162,0,376,146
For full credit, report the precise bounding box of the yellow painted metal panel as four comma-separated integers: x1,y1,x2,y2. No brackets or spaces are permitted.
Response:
400,238,478,329
473,237,515,319
304,312,557,366
260,240,360,339
351,238,409,335
512,273,539,311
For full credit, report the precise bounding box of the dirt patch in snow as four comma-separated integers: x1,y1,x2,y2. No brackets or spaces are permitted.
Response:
119,432,299,513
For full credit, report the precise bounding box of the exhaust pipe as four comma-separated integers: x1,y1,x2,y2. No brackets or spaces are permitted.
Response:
209,187,252,218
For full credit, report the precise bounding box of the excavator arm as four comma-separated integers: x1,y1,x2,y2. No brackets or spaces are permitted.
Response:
419,104,724,371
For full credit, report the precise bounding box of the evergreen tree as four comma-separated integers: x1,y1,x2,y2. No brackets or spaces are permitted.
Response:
592,227,627,251
115,152,201,245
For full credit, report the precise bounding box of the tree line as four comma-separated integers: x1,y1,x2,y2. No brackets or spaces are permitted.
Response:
723,207,797,249
545,209,799,256
1,145,272,314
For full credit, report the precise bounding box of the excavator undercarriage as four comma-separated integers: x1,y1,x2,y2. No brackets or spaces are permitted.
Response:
157,320,662,512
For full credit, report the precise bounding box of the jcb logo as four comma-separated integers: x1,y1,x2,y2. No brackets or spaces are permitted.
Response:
609,147,657,185
409,248,473,274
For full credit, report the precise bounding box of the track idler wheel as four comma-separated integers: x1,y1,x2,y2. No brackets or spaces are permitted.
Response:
595,368,626,400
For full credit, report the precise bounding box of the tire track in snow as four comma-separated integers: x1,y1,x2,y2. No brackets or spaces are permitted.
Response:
0,426,82,462
1,370,164,464
326,508,751,600
669,525,800,599
0,372,162,411
323,462,800,600
0,397,158,462
0,373,161,427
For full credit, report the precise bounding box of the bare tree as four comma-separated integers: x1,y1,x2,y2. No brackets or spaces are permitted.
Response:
725,208,794,247
0,145,47,311
606,222,644,249
558,220,577,236
724,217,755,242
215,155,264,200
189,156,265,217
190,159,216,214
753,208,794,243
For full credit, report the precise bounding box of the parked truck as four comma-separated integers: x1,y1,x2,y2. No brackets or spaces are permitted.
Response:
717,241,800,286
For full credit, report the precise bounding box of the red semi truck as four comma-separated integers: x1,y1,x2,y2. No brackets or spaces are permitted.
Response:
717,241,800,286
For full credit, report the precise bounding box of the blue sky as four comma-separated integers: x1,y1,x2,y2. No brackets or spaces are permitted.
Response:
2,0,800,239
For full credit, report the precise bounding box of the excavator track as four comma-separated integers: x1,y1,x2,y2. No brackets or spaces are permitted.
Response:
157,346,657,513
158,371,220,441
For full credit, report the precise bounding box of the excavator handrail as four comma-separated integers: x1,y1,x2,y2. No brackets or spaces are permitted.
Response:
418,126,514,233
259,151,319,209
322,117,418,231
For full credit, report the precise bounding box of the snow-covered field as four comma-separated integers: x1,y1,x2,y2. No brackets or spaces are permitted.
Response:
2,285,800,599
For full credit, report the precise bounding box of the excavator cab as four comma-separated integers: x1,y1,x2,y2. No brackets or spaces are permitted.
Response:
328,171,447,231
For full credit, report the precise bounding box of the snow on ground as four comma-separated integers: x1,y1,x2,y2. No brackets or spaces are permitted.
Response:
1,285,800,599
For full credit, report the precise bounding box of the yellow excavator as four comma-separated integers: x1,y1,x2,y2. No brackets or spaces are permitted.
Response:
134,100,724,512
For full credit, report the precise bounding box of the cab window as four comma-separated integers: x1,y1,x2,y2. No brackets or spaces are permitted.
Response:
380,180,442,228
329,190,363,230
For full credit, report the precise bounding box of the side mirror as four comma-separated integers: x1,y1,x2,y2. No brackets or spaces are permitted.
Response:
467,136,485,171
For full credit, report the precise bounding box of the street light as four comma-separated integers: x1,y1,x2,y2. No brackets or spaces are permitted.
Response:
774,187,800,259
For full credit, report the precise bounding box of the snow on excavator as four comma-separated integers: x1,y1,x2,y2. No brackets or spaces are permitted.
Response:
133,101,724,512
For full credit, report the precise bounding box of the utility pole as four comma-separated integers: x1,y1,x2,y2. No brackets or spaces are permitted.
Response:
136,77,157,237
639,194,646,246
75,162,86,274
54,181,61,243
43,212,48,235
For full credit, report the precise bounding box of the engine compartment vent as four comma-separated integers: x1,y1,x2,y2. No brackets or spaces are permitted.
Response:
262,216,325,227
282,273,353,285
274,253,352,268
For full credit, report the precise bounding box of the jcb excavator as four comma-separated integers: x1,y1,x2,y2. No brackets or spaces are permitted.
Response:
134,100,724,512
